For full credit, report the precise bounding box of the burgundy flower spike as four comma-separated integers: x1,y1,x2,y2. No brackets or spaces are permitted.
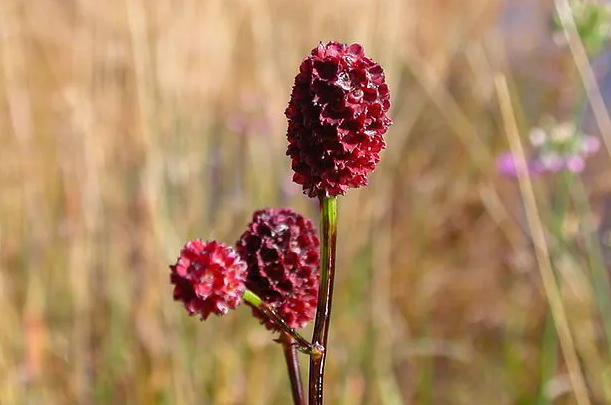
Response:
285,41,392,198
170,239,247,320
236,208,320,331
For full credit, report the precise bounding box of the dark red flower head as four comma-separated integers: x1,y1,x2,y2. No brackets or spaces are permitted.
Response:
170,239,247,320
285,41,392,198
236,208,320,330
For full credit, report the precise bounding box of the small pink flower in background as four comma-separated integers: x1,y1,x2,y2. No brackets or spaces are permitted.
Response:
285,41,392,198
236,208,320,331
496,152,539,178
581,135,601,154
170,240,247,320
496,152,517,177
496,120,600,178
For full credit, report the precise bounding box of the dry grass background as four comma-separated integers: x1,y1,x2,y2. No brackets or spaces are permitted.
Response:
1,0,610,404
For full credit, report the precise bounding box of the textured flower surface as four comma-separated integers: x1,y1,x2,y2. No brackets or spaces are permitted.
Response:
497,120,600,178
170,239,247,320
285,41,392,198
236,208,320,330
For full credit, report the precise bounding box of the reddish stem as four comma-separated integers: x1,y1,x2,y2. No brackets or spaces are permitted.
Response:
280,333,306,405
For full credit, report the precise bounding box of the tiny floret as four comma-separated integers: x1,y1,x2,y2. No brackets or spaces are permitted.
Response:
170,239,247,320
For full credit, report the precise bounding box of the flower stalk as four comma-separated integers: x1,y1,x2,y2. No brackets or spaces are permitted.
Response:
279,333,306,405
309,196,338,405
243,290,322,357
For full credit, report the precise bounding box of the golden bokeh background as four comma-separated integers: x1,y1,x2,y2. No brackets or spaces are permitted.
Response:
1,0,610,404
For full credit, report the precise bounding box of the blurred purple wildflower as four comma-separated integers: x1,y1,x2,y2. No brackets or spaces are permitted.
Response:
496,152,539,178
496,120,600,178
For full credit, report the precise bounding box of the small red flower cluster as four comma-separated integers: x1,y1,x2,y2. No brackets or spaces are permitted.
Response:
285,41,392,198
237,209,320,330
170,209,320,330
170,240,247,320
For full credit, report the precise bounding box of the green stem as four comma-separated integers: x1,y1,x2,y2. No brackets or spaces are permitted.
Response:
280,333,306,405
570,178,611,353
309,196,338,405
535,172,571,405
243,290,322,357
550,171,574,249
537,311,559,405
